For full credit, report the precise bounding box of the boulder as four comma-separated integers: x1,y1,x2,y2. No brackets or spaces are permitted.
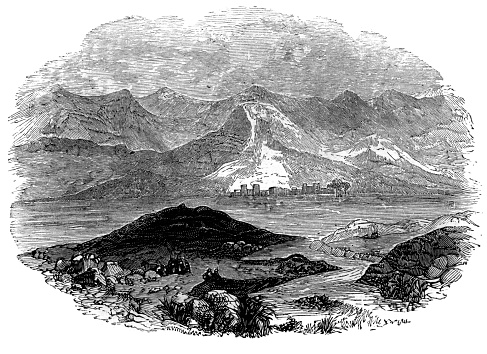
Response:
71,255,84,273
204,290,241,332
59,274,72,283
102,261,125,277
132,268,145,276
446,254,464,267
171,292,190,305
186,318,199,328
440,268,462,286
189,298,214,329
222,242,234,250
144,270,160,281
55,258,71,273
73,268,106,287
426,266,443,279
243,244,253,253
433,256,448,270
125,274,144,285
331,248,345,257
319,244,333,254
309,240,322,251
106,276,118,286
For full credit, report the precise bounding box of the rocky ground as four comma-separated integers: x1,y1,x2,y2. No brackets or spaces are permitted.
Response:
357,226,476,305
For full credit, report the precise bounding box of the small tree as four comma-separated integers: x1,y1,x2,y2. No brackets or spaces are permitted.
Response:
327,178,351,197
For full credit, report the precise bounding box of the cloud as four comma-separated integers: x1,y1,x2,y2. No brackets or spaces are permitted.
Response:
19,7,442,100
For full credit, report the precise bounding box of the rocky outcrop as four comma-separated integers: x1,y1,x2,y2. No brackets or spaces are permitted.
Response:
309,241,384,263
357,226,474,303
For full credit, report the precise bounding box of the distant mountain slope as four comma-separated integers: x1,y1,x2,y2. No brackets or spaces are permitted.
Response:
10,85,475,200
11,86,170,152
137,87,239,149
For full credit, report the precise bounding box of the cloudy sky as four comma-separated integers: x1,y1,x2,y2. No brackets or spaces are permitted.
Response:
20,7,442,100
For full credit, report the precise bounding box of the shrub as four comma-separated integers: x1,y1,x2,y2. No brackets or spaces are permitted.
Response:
275,316,303,332
294,294,342,311
235,296,275,337
158,297,192,325
303,316,339,335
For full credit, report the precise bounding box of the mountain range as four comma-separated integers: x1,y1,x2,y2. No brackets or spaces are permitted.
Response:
9,84,474,200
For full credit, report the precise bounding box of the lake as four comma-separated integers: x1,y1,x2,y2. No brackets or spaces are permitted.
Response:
10,193,475,252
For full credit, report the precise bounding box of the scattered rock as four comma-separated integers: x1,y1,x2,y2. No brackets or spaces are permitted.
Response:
204,290,241,332
433,256,448,270
102,261,125,277
55,258,71,272
188,298,214,329
426,266,443,279
125,274,144,285
446,254,464,267
106,276,118,286
440,268,462,286
144,270,160,281
73,268,106,287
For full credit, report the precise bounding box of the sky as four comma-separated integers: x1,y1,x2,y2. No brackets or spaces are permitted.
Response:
18,6,443,100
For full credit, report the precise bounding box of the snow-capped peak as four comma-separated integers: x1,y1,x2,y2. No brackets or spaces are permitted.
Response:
333,134,442,175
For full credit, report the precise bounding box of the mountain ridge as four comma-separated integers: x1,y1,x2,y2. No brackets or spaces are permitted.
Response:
10,84,475,200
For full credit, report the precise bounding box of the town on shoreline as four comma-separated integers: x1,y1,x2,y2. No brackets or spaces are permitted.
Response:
229,179,351,198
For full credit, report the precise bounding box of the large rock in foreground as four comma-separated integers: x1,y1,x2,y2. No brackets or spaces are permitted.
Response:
357,226,474,303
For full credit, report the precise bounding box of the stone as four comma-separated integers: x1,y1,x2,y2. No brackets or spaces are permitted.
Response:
309,240,322,251
204,290,241,332
106,276,118,286
59,274,72,283
440,268,462,286
331,248,345,257
189,298,214,329
186,318,199,328
125,274,144,285
73,268,105,287
144,270,160,281
426,265,443,279
222,242,234,250
446,254,464,267
243,244,253,253
433,256,448,270
102,261,125,277
55,258,71,272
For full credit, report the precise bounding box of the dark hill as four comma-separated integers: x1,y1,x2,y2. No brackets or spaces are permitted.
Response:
38,204,300,269
189,253,340,297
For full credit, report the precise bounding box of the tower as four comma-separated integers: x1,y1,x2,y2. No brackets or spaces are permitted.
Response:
240,184,248,196
252,183,260,196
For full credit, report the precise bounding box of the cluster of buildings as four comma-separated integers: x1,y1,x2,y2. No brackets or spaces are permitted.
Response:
229,182,335,197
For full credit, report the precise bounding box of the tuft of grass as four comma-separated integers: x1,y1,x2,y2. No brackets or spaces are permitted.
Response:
236,296,275,337
302,316,339,335
275,316,303,332
158,297,192,325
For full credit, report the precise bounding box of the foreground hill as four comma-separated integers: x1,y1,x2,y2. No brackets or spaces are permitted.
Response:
357,225,475,304
34,204,299,269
